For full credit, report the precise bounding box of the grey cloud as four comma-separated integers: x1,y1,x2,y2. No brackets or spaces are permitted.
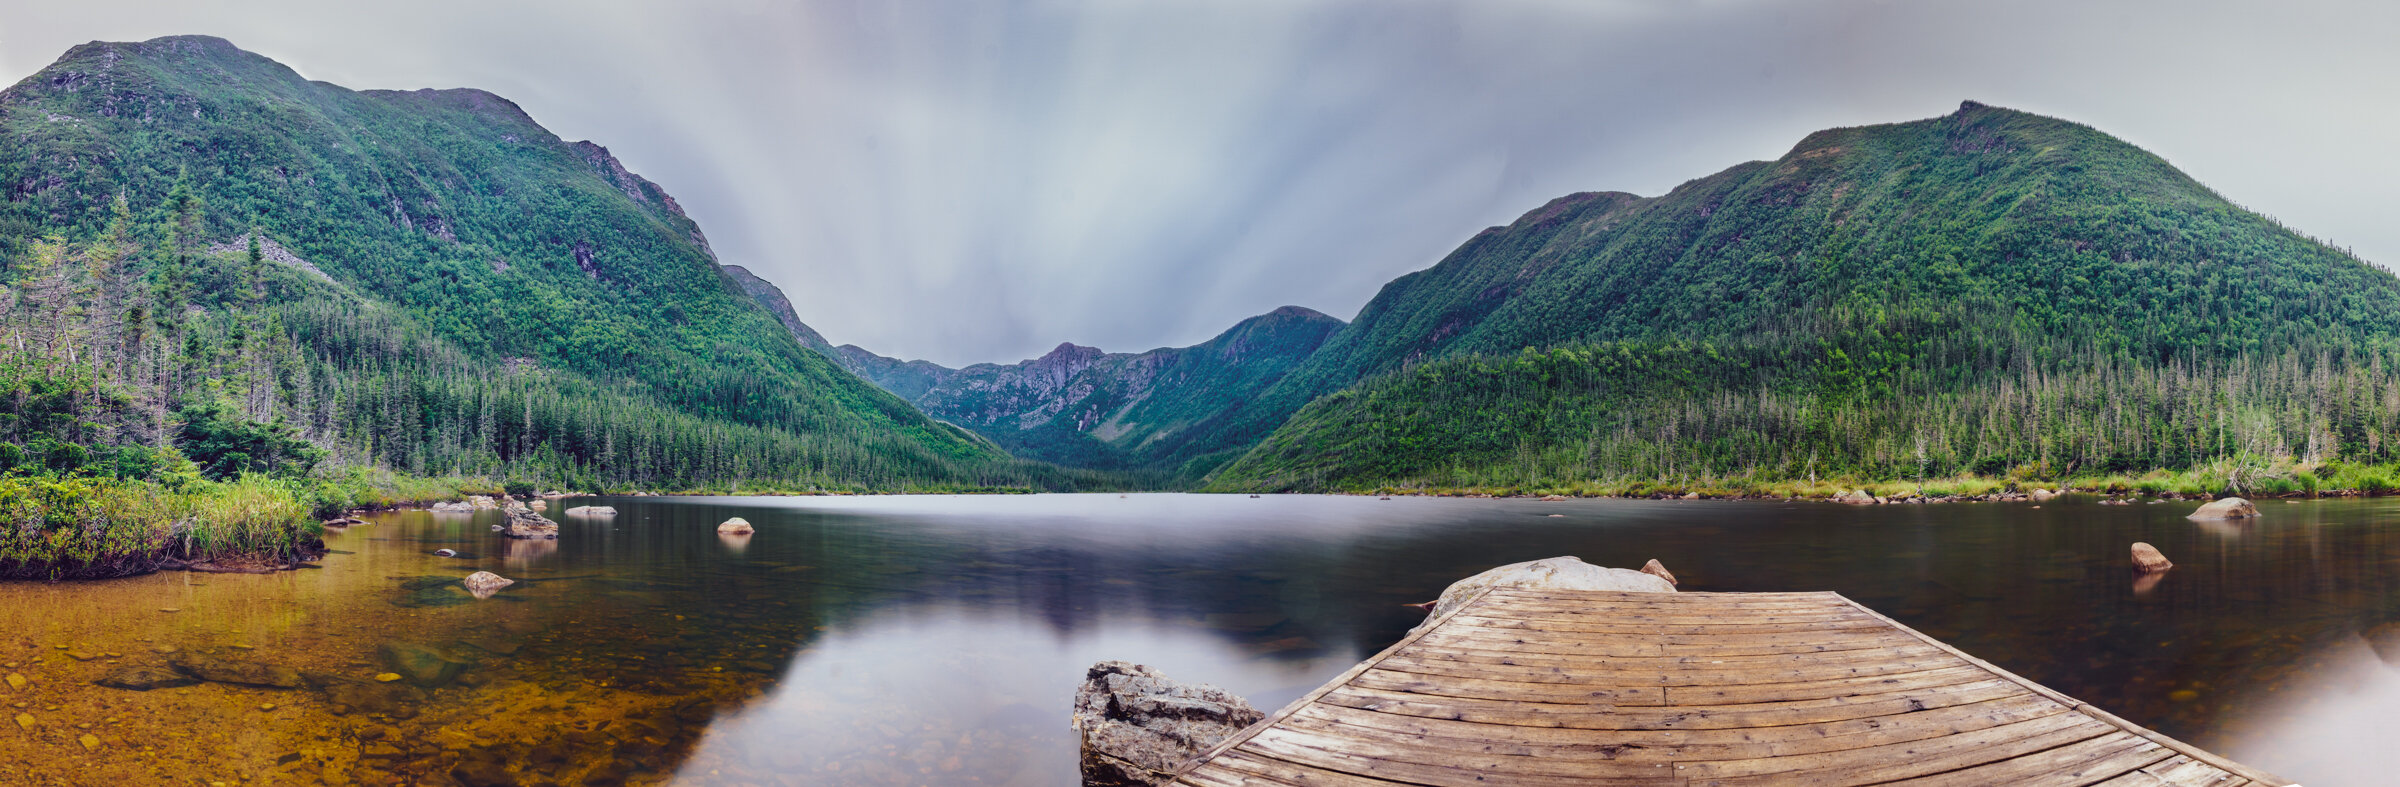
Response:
3,0,2394,366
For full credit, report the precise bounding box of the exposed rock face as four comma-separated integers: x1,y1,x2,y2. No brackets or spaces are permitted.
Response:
2131,542,2174,574
1641,559,1679,586
1414,556,1674,633
94,666,199,691
1072,661,1264,786
461,571,514,598
717,517,754,535
500,509,558,539
2187,497,2260,520
566,505,617,517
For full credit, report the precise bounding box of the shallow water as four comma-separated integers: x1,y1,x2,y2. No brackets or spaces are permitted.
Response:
0,494,2395,785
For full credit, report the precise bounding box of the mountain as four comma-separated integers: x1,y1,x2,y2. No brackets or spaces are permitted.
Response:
731,280,1342,474
1211,101,2400,490
0,35,1047,490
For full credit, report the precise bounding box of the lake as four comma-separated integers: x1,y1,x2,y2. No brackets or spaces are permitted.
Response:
0,493,2393,786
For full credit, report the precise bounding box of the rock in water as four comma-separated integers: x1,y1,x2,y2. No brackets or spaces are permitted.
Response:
461,571,514,599
94,666,200,691
2187,497,2260,520
168,655,302,689
717,517,755,535
378,642,474,689
566,505,617,517
430,501,474,513
1641,558,1679,586
2030,489,2057,502
2131,542,2174,574
1414,556,1674,633
1072,661,1263,786
500,509,558,539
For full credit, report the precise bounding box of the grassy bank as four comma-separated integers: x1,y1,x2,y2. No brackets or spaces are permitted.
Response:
1232,457,2400,502
0,469,502,581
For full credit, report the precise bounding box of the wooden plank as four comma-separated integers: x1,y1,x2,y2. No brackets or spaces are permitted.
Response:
1662,663,1995,706
1287,692,2071,763
1449,613,1894,637
1320,678,2029,731
1374,649,1965,686
1421,629,1945,664
1899,734,2171,786
1186,749,1407,786
1687,717,2125,785
1238,726,1689,786
1349,667,1668,706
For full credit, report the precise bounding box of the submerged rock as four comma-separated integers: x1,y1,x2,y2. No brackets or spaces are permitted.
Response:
378,642,475,689
1414,556,1674,633
2131,542,2174,574
1072,661,1263,787
717,517,755,535
94,666,200,691
169,654,302,689
319,678,424,717
2188,497,2259,520
501,509,558,539
462,571,514,599
1641,558,1679,586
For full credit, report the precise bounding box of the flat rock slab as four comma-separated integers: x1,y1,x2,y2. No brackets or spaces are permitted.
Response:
169,655,302,689
94,666,201,691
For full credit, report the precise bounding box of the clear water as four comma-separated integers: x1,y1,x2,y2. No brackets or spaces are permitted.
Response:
0,494,2393,785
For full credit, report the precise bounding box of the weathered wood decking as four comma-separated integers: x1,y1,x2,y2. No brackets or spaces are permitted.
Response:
1173,588,2292,787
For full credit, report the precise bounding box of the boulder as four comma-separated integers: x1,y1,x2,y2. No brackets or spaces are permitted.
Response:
2030,489,2057,502
717,517,755,535
2365,621,2400,668
461,571,514,599
2131,542,2174,574
2187,497,2259,520
94,666,200,691
1640,559,1679,586
566,505,618,517
1538,495,1567,502
467,495,499,509
169,655,302,689
500,509,558,540
378,642,474,689
1414,556,1673,633
1832,489,1877,505
528,499,548,511
1072,661,1264,786
430,501,474,513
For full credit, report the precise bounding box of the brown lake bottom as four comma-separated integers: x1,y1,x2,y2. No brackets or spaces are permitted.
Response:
0,494,2395,785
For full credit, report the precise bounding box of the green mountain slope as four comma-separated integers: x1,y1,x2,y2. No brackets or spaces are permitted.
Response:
0,35,1036,490
1213,101,2400,491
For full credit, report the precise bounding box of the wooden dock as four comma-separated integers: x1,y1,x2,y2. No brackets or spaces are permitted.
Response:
1172,588,2292,786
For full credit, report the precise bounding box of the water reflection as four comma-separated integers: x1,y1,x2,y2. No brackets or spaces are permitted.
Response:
0,494,2395,784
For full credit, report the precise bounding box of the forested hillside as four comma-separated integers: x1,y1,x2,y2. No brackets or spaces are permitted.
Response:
1212,101,2400,492
0,35,1063,493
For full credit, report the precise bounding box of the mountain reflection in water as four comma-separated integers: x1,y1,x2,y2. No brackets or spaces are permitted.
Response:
0,494,2394,785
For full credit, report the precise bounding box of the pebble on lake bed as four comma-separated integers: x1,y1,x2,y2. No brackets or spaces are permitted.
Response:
2131,542,2174,574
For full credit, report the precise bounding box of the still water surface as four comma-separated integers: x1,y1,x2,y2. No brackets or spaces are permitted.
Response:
1,494,2396,785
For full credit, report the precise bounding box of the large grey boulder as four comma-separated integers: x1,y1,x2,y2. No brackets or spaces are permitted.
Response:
1072,661,1263,786
1413,556,1674,633
2187,497,2259,520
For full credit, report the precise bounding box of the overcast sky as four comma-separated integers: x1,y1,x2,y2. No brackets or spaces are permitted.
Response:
5,1,2394,366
